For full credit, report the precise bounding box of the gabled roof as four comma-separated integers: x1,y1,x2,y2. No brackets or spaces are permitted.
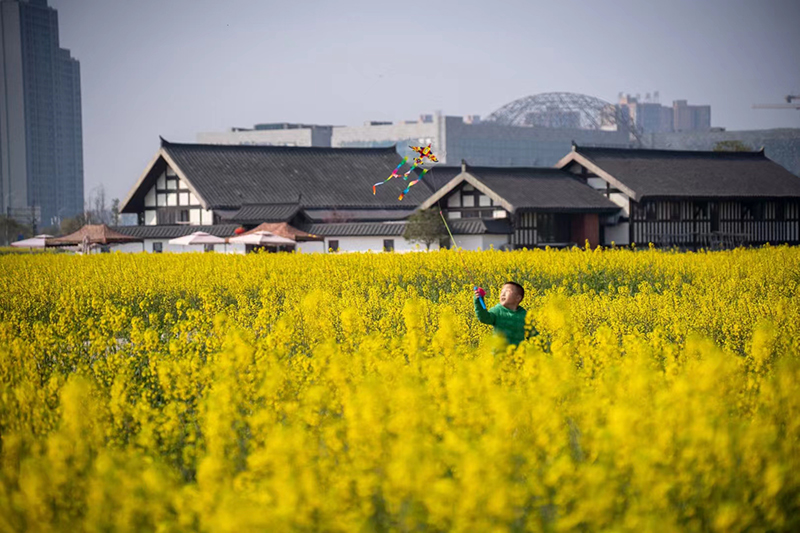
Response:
240,222,323,242
221,203,301,224
122,139,436,213
557,145,800,201
418,165,620,213
50,224,142,245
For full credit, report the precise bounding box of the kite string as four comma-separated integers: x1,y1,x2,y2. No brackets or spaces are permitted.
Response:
432,168,486,309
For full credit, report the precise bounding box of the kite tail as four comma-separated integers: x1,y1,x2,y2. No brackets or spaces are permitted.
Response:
398,169,429,200
373,157,409,194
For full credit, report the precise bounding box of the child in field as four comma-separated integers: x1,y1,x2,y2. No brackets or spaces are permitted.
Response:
474,281,528,346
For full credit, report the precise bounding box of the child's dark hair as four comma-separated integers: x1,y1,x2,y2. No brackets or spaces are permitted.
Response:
504,281,524,300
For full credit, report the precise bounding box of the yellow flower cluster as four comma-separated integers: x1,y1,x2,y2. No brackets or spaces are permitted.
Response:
0,246,798,531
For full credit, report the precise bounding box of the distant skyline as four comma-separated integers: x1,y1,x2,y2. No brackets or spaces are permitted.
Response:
49,0,800,202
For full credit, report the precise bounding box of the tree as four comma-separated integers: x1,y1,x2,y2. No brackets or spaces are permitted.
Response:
60,213,88,235
0,216,32,246
713,140,752,152
111,198,121,226
403,209,447,250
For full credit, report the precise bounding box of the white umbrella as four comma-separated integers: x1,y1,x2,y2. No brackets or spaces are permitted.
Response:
228,231,296,246
168,231,227,246
10,234,53,248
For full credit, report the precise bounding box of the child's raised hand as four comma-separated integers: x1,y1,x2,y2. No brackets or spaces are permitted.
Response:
474,287,486,298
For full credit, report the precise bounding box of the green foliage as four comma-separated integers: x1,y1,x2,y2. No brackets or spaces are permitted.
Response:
713,140,753,152
0,216,33,246
403,208,447,249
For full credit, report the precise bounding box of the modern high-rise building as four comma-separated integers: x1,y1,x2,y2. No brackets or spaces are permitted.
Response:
672,100,711,132
0,0,83,228
614,93,711,134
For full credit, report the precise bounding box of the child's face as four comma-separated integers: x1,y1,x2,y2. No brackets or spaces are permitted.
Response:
500,284,522,308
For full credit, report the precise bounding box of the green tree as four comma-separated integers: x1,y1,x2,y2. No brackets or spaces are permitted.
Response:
713,140,752,152
403,209,447,250
0,216,33,246
60,213,88,235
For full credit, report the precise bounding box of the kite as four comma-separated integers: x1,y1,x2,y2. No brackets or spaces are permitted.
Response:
398,168,429,201
409,143,439,164
371,143,438,201
372,156,409,194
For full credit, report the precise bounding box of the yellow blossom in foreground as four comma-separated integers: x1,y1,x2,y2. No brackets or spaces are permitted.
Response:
0,246,798,531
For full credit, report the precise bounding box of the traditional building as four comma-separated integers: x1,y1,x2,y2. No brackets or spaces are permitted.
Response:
557,145,800,247
417,164,619,248
118,139,442,253
115,138,800,253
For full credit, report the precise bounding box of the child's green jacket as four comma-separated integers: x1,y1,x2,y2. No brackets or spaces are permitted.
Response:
474,298,529,346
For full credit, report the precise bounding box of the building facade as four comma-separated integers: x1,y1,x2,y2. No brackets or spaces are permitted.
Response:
557,145,800,248
0,0,83,227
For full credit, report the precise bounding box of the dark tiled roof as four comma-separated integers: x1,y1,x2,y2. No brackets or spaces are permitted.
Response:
305,222,407,237
305,219,511,237
449,219,513,234
161,141,434,209
467,167,621,211
112,224,241,239
304,208,415,221
575,146,800,199
221,203,300,223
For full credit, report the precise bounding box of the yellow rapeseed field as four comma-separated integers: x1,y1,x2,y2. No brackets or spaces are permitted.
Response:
0,246,798,531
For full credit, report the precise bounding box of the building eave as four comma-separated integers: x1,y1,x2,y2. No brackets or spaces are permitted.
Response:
416,172,516,213
555,151,640,202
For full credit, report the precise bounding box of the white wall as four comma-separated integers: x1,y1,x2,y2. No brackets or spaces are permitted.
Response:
452,235,509,251
114,240,243,254
609,193,630,214
298,241,326,254
604,222,630,246
324,236,441,253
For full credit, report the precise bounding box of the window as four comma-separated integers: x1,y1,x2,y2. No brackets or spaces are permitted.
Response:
645,202,657,221
742,202,764,221
383,239,395,252
328,239,339,253
669,201,681,221
776,202,785,221
537,213,571,243
694,201,709,218
204,244,215,253
152,242,163,253
179,210,189,223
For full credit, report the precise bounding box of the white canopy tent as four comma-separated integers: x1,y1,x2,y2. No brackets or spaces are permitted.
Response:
228,231,296,246
168,232,227,251
10,234,53,248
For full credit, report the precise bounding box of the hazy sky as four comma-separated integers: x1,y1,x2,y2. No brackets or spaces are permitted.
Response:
49,0,800,201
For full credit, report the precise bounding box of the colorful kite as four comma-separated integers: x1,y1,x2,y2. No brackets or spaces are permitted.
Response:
409,143,439,164
371,144,438,200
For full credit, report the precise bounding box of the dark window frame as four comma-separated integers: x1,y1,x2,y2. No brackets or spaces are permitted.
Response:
383,239,395,252
328,239,339,252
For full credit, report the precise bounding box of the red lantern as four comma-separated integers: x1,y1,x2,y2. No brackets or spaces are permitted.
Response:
234,227,245,235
